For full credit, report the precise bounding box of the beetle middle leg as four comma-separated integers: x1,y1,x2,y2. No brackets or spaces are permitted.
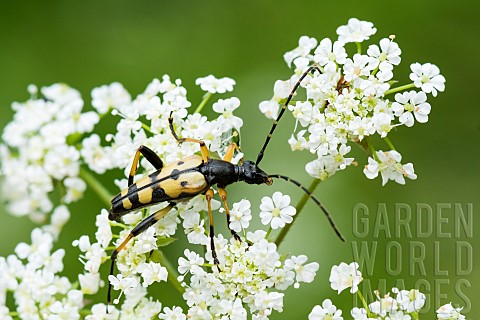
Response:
108,203,174,304
205,188,221,271
168,112,210,163
128,145,164,186
217,187,241,242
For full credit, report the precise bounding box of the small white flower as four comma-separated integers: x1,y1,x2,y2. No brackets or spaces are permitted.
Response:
254,291,284,313
229,199,252,232
195,75,236,94
91,82,131,114
78,272,100,294
259,100,280,120
108,274,139,297
159,306,187,320
284,255,319,287
367,38,401,67
436,303,465,320
369,294,398,317
351,307,371,320
178,249,204,274
409,62,445,97
284,36,318,67
343,54,376,82
137,262,168,286
212,97,243,131
260,192,296,229
314,38,347,71
392,91,431,127
183,212,208,245
62,177,86,204
364,150,417,185
87,303,119,320
394,288,426,313
329,261,363,294
305,156,337,181
337,18,377,43
309,299,343,320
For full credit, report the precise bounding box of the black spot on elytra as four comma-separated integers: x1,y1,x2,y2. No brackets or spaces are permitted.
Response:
181,181,188,187
171,169,180,180
152,186,167,200
178,161,184,165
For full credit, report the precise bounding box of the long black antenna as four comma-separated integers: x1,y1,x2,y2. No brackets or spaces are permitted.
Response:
256,66,321,165
269,174,345,242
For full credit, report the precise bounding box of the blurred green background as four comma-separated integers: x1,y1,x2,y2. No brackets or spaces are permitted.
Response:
1,0,478,318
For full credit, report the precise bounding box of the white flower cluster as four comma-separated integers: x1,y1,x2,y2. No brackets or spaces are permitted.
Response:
0,84,96,222
83,75,243,179
309,261,429,320
81,197,308,319
173,231,318,319
0,222,85,319
50,75,317,319
259,18,445,185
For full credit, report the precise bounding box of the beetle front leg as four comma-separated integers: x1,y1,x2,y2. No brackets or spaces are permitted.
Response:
205,188,221,271
108,203,174,305
223,142,242,163
217,187,241,242
168,112,210,163
128,145,164,186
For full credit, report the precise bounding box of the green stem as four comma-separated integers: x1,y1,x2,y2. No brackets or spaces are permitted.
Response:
356,290,374,317
355,42,362,54
79,309,92,317
194,93,213,114
383,136,396,150
274,178,320,247
384,83,415,95
365,137,378,161
79,167,112,206
265,226,273,240
141,122,153,133
159,253,186,295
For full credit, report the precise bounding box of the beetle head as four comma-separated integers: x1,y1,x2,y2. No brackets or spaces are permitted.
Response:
241,160,272,186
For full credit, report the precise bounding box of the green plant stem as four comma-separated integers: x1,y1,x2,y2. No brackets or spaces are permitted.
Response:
384,83,415,95
365,137,379,161
79,167,112,206
195,93,213,114
356,42,362,54
274,178,320,247
159,252,186,295
383,136,396,150
356,290,374,317
142,122,152,133
265,226,273,240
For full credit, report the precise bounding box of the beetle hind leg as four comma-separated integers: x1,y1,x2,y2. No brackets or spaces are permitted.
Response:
107,203,174,305
128,145,164,186
205,189,221,271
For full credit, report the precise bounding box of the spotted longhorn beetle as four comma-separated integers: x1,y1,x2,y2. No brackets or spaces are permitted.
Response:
107,66,345,304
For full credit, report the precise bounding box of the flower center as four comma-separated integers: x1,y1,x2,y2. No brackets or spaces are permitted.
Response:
272,208,281,217
404,103,414,112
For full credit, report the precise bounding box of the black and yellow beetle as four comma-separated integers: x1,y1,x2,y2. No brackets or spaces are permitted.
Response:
107,66,345,304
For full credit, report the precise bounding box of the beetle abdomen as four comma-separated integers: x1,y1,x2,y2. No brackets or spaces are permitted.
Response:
109,155,208,220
